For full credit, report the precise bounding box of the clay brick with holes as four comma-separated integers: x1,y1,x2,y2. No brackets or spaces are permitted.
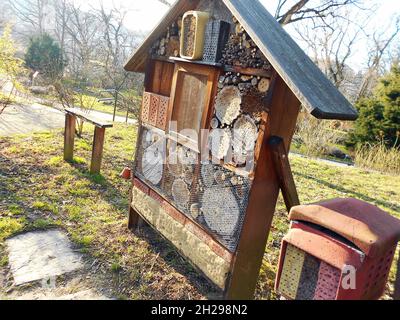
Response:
141,92,151,123
275,198,400,300
156,95,170,130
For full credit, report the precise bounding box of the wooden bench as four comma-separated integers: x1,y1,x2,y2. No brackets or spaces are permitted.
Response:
63,108,113,174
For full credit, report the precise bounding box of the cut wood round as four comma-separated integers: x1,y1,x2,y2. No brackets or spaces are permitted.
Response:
142,144,163,185
214,86,242,126
258,78,270,93
232,115,258,165
208,128,232,160
201,187,240,236
210,117,219,129
172,179,190,208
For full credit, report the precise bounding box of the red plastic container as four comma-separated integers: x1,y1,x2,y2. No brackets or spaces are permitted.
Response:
275,198,400,300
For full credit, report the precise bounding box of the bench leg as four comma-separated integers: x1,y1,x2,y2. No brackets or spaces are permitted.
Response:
90,126,105,174
64,114,76,162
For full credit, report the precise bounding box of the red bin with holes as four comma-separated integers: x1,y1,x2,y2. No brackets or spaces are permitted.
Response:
275,198,400,300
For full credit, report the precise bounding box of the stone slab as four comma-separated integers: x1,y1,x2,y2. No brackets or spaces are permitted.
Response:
6,230,83,286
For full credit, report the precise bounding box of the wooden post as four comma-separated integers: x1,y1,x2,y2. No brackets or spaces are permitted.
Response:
64,113,76,162
90,126,106,174
113,90,117,122
269,136,300,212
224,75,301,300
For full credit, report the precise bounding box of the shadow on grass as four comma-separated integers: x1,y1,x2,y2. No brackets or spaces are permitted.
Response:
294,171,400,214
133,223,223,300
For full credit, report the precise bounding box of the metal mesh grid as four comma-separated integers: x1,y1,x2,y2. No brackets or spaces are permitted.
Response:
296,253,320,300
202,20,231,63
134,126,253,252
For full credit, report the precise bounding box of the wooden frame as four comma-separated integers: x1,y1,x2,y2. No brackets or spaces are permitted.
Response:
167,61,220,152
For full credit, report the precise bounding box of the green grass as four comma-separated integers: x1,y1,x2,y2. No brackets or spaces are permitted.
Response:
0,124,399,299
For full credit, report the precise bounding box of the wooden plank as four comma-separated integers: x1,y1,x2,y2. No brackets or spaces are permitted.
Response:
90,126,106,174
64,113,76,162
65,108,113,128
269,135,300,212
222,0,357,120
223,65,272,78
224,75,301,300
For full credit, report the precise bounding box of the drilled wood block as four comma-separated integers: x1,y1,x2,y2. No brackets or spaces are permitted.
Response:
314,261,341,300
156,95,169,130
141,92,151,123
278,244,306,299
149,94,159,127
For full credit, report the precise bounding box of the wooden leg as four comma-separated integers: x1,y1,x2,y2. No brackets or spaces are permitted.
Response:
128,206,145,230
269,136,300,212
64,113,76,162
90,126,105,174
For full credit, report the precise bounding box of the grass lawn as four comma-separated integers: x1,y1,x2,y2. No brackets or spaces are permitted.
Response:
1,124,399,299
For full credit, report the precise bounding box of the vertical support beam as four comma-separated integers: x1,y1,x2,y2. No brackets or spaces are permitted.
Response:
269,136,300,212
394,247,400,300
224,75,301,300
90,126,105,174
64,113,76,162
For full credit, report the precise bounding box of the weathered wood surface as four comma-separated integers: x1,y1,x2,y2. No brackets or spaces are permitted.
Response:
269,135,300,211
64,113,76,162
65,108,113,128
90,127,106,174
222,0,357,120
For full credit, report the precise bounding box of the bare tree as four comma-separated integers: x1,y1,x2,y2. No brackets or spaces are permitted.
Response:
294,10,366,101
357,16,400,100
274,0,361,26
8,0,52,35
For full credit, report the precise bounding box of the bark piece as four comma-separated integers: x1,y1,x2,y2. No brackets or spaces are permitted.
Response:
214,86,242,126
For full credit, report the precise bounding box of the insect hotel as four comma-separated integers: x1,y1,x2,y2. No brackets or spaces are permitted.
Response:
123,0,400,299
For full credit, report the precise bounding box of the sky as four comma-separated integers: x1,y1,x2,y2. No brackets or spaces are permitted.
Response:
73,0,400,70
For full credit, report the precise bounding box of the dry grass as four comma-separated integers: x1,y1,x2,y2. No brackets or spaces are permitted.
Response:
355,142,400,175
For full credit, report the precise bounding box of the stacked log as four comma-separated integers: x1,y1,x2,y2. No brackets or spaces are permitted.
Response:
219,17,272,70
151,17,182,57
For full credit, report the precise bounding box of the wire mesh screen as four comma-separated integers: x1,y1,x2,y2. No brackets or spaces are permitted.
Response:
134,126,253,252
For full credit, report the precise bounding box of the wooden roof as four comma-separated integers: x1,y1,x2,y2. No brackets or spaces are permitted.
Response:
124,0,358,121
